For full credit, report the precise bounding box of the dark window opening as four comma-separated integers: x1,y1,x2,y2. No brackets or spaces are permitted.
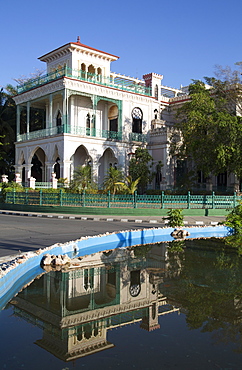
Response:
54,158,60,179
31,154,42,182
109,118,118,132
56,111,62,126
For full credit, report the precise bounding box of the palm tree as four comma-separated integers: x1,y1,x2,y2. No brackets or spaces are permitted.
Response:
69,165,97,193
116,175,140,194
103,166,124,195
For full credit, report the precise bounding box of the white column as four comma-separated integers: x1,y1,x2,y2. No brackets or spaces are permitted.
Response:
63,90,68,126
27,101,30,136
46,162,54,182
92,159,101,184
25,164,32,182
15,173,22,185
62,160,72,182
70,95,75,130
28,177,36,189
49,94,53,128
16,105,20,139
51,172,58,189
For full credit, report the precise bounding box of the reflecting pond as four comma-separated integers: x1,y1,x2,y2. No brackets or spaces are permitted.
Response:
0,238,242,369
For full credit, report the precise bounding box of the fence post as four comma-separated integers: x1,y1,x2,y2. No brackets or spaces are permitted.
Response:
212,191,215,209
161,191,164,209
107,191,111,208
234,192,237,208
39,189,42,206
60,188,63,206
13,189,16,204
25,188,28,205
133,191,137,209
82,189,86,207
187,191,190,209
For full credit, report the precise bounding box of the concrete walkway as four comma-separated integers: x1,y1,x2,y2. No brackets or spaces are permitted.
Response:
0,209,225,226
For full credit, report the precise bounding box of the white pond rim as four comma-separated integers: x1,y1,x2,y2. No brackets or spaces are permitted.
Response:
0,225,231,310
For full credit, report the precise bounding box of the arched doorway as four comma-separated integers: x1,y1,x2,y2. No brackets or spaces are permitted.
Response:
98,148,117,185
71,145,91,178
31,148,46,182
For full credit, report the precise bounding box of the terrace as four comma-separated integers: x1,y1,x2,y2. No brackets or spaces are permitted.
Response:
16,124,148,143
16,67,152,96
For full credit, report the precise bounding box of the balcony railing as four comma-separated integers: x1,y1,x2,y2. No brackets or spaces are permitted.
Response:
17,67,151,96
129,132,147,143
17,124,124,142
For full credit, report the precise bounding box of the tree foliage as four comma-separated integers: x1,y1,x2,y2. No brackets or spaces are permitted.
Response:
164,209,184,228
69,165,97,193
0,88,16,177
103,166,124,194
129,148,155,193
171,80,242,178
116,175,140,194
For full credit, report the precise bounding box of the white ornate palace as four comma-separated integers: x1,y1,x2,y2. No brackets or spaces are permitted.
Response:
13,38,188,189
13,38,237,191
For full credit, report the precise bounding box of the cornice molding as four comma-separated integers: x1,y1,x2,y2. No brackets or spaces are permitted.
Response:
13,79,65,104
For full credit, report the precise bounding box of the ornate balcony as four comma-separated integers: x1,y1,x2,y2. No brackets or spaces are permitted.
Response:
16,67,151,96
17,124,123,142
129,132,147,143
17,125,148,143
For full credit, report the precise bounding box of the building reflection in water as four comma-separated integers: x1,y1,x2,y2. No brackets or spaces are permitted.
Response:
10,243,179,362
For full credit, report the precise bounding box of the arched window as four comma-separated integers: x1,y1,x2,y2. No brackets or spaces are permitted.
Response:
108,106,118,132
81,63,86,79
97,67,102,82
154,109,158,120
129,270,141,297
132,107,143,134
88,64,95,77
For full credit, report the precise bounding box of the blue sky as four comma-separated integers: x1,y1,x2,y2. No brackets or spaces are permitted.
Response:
1,0,242,90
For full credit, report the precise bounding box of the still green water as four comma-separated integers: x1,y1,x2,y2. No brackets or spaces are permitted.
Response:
0,238,241,369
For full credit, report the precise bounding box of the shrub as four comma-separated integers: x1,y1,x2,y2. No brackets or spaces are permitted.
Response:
164,209,184,228
224,203,242,235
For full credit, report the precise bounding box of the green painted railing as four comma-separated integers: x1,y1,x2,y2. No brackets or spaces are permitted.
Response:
4,191,241,209
129,132,147,143
17,125,123,142
17,67,151,96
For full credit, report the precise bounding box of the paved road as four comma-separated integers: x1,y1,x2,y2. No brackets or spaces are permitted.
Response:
0,214,156,258
0,212,226,259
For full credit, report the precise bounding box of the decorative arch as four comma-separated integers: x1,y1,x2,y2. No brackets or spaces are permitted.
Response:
71,145,92,178
132,107,143,134
98,148,118,184
53,145,61,179
88,65,95,75
108,105,118,132
17,150,26,165
30,147,46,182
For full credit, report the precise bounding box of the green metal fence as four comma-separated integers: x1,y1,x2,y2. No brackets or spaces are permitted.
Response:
3,190,241,209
